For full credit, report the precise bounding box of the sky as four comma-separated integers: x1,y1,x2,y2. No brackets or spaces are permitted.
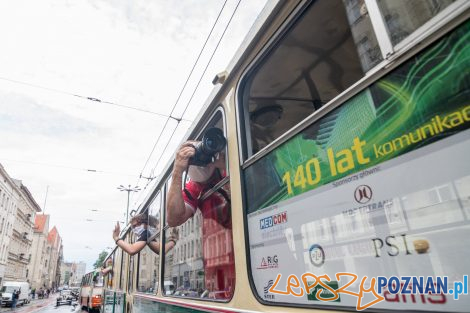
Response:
0,0,268,272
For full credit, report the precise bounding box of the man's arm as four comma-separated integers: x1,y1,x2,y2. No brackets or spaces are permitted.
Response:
167,143,196,227
147,240,176,254
116,240,146,256
112,221,146,255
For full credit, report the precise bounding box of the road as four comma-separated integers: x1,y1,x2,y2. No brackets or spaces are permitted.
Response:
0,297,87,313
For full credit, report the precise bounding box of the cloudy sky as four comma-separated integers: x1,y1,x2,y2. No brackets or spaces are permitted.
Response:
0,0,268,272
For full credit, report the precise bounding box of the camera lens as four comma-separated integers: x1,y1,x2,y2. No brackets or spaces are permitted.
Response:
201,128,226,154
188,128,226,166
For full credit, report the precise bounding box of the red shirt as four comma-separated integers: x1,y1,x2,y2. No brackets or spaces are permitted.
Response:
181,172,235,296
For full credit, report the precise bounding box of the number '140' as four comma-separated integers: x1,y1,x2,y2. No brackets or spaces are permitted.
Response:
282,159,321,195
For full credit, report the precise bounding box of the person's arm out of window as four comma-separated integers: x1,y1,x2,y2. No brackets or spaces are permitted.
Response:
112,221,146,255
167,143,196,227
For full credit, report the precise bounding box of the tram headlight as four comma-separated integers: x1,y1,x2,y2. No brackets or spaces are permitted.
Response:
189,127,226,166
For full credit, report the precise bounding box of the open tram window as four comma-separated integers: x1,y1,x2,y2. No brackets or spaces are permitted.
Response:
136,192,162,294
101,254,114,288
377,0,456,46
164,109,235,301
240,0,382,158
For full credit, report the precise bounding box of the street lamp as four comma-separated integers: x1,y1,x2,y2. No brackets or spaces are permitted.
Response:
117,184,141,224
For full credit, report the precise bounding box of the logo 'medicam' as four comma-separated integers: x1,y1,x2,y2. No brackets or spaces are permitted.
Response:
260,212,287,229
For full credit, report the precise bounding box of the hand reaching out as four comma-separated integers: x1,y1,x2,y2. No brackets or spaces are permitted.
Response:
168,227,179,242
113,222,121,242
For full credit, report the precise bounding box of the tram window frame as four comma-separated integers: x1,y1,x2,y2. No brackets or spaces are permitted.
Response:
162,106,236,303
115,247,124,290
374,0,463,50
238,0,385,162
102,253,115,289
135,191,163,295
237,0,470,310
127,231,136,293
237,0,469,165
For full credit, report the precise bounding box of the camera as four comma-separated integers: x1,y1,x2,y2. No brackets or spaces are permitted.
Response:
189,128,227,166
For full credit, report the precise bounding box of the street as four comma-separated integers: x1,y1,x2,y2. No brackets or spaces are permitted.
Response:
0,297,88,313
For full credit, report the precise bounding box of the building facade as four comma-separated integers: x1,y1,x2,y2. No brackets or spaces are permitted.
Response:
0,164,41,285
27,215,62,289
47,226,62,289
28,214,50,289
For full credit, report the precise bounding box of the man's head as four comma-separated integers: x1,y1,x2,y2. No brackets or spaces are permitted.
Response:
130,213,147,229
188,151,225,183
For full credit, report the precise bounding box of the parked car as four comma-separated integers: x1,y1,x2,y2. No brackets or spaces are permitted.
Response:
56,290,75,306
0,281,31,306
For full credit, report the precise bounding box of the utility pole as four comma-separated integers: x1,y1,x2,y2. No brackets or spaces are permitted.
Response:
43,185,49,214
117,185,140,224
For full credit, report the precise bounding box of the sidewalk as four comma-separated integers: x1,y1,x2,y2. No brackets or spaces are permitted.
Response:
1,297,56,313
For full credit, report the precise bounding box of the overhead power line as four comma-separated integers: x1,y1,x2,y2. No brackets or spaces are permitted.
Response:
135,0,231,185
0,158,139,177
150,0,243,176
0,76,191,121
133,0,243,207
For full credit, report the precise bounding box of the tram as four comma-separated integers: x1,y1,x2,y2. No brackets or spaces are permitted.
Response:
80,270,104,312
101,0,470,312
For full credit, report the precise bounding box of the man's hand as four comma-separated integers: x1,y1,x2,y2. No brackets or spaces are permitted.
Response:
112,222,120,242
174,142,197,174
168,227,179,241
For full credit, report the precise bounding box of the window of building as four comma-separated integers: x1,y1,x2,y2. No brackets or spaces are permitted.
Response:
164,109,235,301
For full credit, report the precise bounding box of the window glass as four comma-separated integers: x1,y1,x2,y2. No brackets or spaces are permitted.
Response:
120,240,129,290
377,0,455,46
244,20,470,310
164,111,235,301
136,192,162,294
115,248,124,290
94,271,104,287
102,255,114,289
242,0,380,157
127,234,135,292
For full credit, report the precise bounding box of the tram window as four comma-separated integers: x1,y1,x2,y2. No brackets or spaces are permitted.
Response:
127,234,135,292
243,13,470,310
377,0,455,46
115,248,124,290
164,110,235,301
101,255,114,288
136,192,162,294
241,0,380,157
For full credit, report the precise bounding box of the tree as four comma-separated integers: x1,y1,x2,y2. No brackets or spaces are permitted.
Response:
93,251,108,269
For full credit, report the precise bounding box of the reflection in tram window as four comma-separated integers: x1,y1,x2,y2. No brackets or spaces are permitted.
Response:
164,114,235,301
242,0,381,157
377,0,455,46
454,175,470,218
136,193,161,294
101,256,114,288
402,183,464,229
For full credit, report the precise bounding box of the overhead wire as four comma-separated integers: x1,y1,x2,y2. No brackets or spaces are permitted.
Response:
0,158,139,178
132,0,243,208
149,0,243,176
0,76,191,121
134,0,230,187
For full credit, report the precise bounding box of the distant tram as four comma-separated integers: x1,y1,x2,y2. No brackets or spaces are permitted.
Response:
101,0,470,312
80,270,103,312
